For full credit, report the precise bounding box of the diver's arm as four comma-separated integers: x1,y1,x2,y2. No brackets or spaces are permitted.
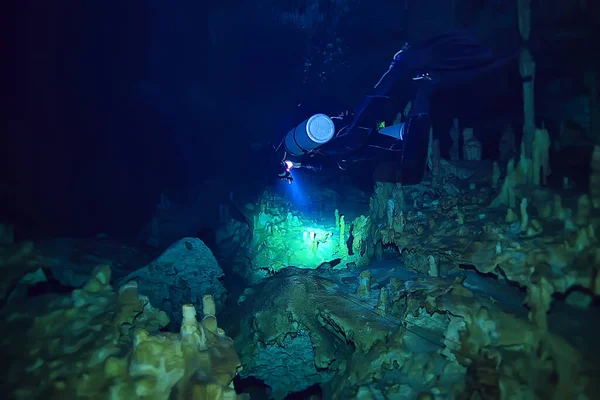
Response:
298,161,322,171
274,157,323,184
285,159,322,172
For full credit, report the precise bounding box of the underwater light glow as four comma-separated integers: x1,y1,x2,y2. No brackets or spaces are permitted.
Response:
283,168,308,205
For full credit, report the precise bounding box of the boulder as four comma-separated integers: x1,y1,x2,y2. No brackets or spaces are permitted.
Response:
121,238,226,324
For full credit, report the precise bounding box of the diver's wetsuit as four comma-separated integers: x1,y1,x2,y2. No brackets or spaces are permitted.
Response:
275,31,517,184
336,31,517,184
335,59,434,184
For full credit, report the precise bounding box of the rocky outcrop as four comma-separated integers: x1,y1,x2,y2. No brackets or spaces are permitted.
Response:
121,238,227,324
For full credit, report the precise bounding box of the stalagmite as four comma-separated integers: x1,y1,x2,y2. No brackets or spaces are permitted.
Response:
449,118,460,160
532,128,551,186
518,0,535,160
591,146,600,208
462,128,481,161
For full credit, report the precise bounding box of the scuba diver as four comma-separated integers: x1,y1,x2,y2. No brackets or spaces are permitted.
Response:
277,159,321,184
274,31,518,184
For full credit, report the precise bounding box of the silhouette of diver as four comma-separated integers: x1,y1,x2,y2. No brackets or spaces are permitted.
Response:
275,30,518,184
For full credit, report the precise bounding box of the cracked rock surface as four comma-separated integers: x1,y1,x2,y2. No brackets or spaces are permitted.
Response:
121,237,226,324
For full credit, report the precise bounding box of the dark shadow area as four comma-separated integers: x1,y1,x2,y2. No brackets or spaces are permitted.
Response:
27,278,75,297
233,375,272,399
285,384,323,400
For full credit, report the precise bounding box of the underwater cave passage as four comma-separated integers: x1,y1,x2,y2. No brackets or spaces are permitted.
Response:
233,375,324,399
233,375,272,399
284,383,323,400
383,242,401,257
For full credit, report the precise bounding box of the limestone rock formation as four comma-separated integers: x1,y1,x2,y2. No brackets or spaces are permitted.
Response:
121,238,227,324
0,265,245,399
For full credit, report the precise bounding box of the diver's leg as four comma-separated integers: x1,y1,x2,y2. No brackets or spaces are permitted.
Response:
399,82,433,185
399,115,430,184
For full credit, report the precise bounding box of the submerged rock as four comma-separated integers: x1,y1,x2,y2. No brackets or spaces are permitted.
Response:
121,238,227,324
0,265,244,399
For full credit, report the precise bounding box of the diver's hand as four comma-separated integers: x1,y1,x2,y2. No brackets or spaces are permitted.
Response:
278,172,294,184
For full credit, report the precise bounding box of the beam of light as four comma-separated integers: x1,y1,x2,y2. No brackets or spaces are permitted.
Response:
281,170,308,208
